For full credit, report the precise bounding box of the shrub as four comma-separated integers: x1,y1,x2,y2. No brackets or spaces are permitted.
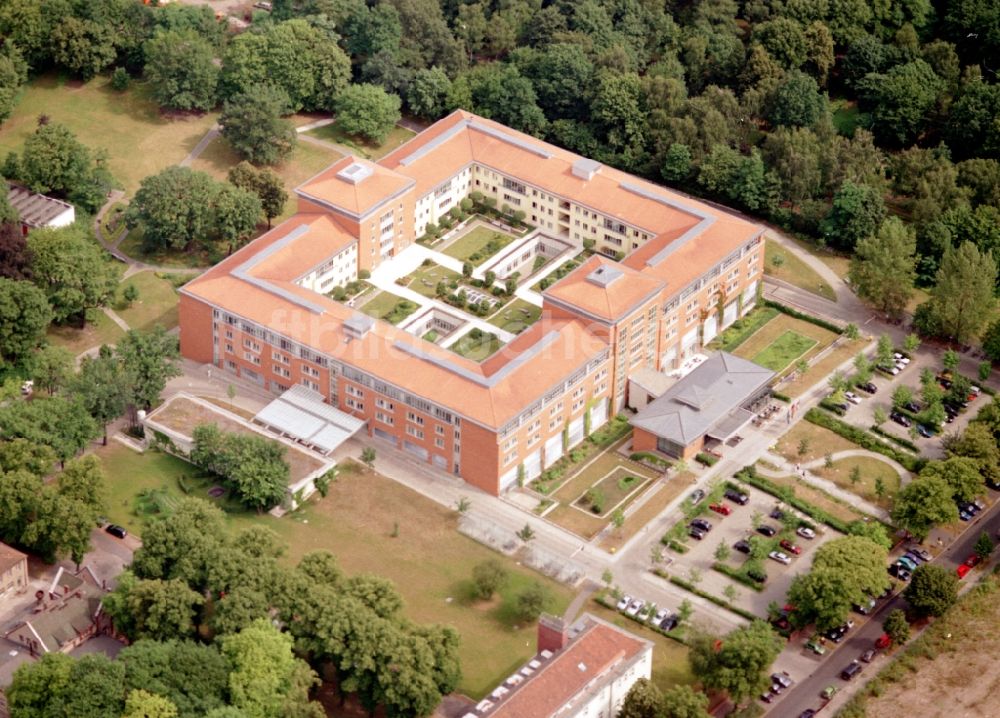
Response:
713,562,766,591
471,559,508,599
358,269,371,280
111,67,130,91
763,299,844,334
695,452,718,466
666,574,759,621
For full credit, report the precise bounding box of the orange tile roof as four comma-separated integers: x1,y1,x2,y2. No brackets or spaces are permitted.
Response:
243,214,356,282
0,541,27,574
543,255,665,322
488,621,648,718
296,156,414,219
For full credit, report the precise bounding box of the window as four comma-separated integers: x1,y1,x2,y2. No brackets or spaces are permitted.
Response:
502,177,527,195
435,437,445,448
243,352,261,366
376,397,394,410
406,425,424,439
407,411,424,425
435,425,444,435
376,412,394,425
303,379,321,392
272,365,290,378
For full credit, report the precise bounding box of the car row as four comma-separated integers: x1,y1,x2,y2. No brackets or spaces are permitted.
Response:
688,488,750,538
759,672,795,704
614,595,680,631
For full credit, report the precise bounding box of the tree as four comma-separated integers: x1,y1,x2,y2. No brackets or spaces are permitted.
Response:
51,17,116,80
471,559,508,600
103,572,204,641
769,70,826,128
904,564,958,617
948,423,1000,485
210,184,262,246
144,30,219,112
787,536,890,629
73,349,128,444
849,217,917,318
28,225,119,324
714,541,730,562
517,523,535,543
688,621,783,703
942,349,960,373
0,277,52,369
516,582,548,620
28,344,74,395
0,396,99,466
847,519,891,549
883,608,910,645
873,406,888,427
618,678,663,718
220,85,296,165
123,689,179,718
947,79,1000,159
975,531,994,561
0,222,32,280
891,475,959,540
860,60,944,146
822,181,886,252
228,163,287,229
19,122,113,211
6,652,75,718
922,242,997,344
406,66,452,120
919,457,983,502
191,424,289,511
0,45,28,125
126,166,218,252
361,446,376,467
661,685,711,718
334,84,402,144
122,283,140,308
132,498,229,590
221,618,320,718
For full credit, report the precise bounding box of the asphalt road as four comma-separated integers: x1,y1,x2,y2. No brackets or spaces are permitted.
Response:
770,494,1000,718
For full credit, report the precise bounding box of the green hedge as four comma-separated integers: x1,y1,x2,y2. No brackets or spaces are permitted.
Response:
772,391,791,403
695,452,719,467
763,299,844,334
589,414,631,448
662,538,689,553
661,571,759,621
870,426,920,453
819,398,846,415
736,466,852,534
804,408,925,472
712,562,765,592
630,451,671,469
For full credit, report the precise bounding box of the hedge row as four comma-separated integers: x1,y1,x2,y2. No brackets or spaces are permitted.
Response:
871,426,920,453
763,299,844,335
805,408,925,472
772,391,791,403
712,562,765,592
695,452,719,467
661,571,759,622
736,466,852,534
630,451,671,469
819,398,847,415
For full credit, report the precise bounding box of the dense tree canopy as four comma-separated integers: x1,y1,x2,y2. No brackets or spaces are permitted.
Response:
688,620,783,703
143,30,219,112
27,224,118,324
219,85,296,166
891,475,960,540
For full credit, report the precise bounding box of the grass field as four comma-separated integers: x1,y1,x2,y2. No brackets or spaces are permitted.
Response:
450,329,502,360
47,310,124,354
754,468,870,525
598,475,691,552
407,262,462,298
764,239,837,302
0,74,219,195
116,226,214,270
443,225,516,265
814,456,903,510
780,336,867,398
751,330,817,372
774,422,859,464
305,123,416,160
732,313,838,377
115,271,179,331
93,442,573,699
359,291,418,325
573,468,650,517
710,306,779,352
486,298,542,333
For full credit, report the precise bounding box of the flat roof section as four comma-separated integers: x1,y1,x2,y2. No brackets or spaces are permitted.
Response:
254,385,366,454
7,183,74,227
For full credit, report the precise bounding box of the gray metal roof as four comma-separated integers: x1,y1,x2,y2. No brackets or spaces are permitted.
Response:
630,353,774,445
7,183,74,227
253,385,365,454
586,265,623,288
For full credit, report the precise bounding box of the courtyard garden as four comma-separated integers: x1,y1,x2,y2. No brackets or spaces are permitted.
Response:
533,257,582,291
487,298,542,333
360,291,420,325
93,441,573,699
442,223,516,265
450,328,503,360
403,261,463,298
729,311,840,376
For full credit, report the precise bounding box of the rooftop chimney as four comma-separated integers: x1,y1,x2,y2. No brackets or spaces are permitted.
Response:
537,613,569,653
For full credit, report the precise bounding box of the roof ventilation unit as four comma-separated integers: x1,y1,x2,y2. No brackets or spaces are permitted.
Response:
572,158,601,181
337,161,373,185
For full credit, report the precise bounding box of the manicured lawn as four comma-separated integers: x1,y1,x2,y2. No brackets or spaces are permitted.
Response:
574,468,650,517
775,422,859,464
0,74,219,195
47,310,124,354
780,336,868,398
306,122,416,160
406,262,462,298
814,456,903,509
754,468,869,525
751,330,817,372
450,328,503,360
599,474,691,552
94,442,574,699
359,291,419,325
764,239,837,302
710,306,778,352
486,298,542,334
731,313,839,377
115,271,179,331
117,226,214,270
443,224,515,265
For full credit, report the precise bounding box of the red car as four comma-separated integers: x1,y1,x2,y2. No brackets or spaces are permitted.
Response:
709,503,732,516
780,539,802,555
875,633,892,650
964,554,982,568
957,563,972,579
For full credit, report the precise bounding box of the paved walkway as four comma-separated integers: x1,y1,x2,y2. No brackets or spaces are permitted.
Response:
102,306,130,333
298,132,355,157
179,123,220,167
296,118,335,134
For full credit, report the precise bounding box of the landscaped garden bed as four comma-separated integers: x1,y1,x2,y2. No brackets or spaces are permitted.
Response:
573,467,651,516
360,291,420,325
533,257,582,291
443,223,516,265
450,328,503,360
486,298,541,333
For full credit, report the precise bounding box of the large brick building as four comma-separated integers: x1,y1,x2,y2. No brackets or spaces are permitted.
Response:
179,110,764,495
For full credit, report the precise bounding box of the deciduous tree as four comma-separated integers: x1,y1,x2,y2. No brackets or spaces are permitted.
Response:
822,181,886,252
883,608,910,645
144,29,219,112
922,241,997,344
849,217,917,318
904,563,957,616
0,277,51,369
688,620,783,703
471,559,508,599
891,475,959,540
334,84,402,144
219,85,296,166
919,457,983,502
28,225,118,324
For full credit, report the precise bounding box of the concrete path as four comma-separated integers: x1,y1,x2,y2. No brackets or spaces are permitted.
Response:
562,580,599,623
102,306,130,333
296,118,335,134
179,123,220,167
298,132,355,157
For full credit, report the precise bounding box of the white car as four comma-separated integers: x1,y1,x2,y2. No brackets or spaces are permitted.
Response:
626,599,644,616
893,353,910,365
769,550,792,565
797,526,816,539
845,391,862,404
616,594,632,611
650,608,668,625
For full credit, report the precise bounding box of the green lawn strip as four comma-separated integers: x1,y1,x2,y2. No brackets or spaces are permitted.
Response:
804,408,926,472
533,258,582,291
711,307,779,352
117,226,213,269
485,298,542,333
443,225,515,265
450,328,503,360
96,443,573,698
115,271,179,331
359,291,419,325
574,467,650,517
46,310,125,354
751,330,817,372
763,239,837,302
305,123,415,160
405,262,462,298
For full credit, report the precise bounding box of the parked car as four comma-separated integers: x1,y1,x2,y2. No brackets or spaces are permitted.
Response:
840,660,863,681
858,381,878,394
709,503,732,516
964,553,982,568
690,518,713,532
651,608,669,625
845,391,862,404
861,649,877,663
734,539,752,554
797,525,816,539
105,524,127,539
725,488,750,505
890,411,912,427
875,634,892,650
829,399,849,412
904,401,921,413
747,568,768,584
821,685,838,700
959,509,973,522
772,672,793,689
957,563,972,579
916,424,933,438
770,507,786,520
760,691,774,704
902,551,925,565
626,599,644,616
689,526,706,540
806,637,827,655
659,614,679,632
798,711,817,718
888,564,911,581
826,626,848,643
688,489,706,504
908,547,932,562
780,539,802,555
769,550,792,565
896,556,918,572
616,595,632,611
757,524,777,537
853,597,877,615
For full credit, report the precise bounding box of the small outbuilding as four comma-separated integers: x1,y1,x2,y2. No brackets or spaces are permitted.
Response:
7,183,75,234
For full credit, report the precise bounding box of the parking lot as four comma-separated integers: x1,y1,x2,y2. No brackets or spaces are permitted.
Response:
665,482,848,618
